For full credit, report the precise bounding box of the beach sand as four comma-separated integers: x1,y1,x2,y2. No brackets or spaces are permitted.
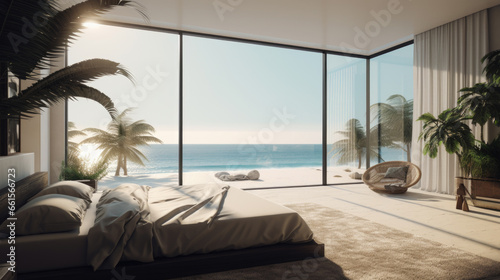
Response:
98,166,365,190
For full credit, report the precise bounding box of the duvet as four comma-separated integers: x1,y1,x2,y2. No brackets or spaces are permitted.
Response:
87,182,313,271
87,183,230,270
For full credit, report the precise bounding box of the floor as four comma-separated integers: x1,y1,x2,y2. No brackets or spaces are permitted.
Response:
247,184,500,262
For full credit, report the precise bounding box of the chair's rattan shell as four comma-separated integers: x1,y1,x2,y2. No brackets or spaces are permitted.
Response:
362,161,422,194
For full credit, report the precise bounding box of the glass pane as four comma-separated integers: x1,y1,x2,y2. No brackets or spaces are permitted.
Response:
67,24,179,188
183,36,322,188
369,44,414,165
327,55,367,184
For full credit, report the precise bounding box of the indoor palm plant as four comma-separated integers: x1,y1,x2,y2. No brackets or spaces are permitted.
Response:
418,49,500,210
0,0,146,155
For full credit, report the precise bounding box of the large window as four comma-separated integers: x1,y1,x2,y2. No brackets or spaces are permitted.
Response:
183,36,323,187
369,44,414,164
67,24,179,184
66,22,413,188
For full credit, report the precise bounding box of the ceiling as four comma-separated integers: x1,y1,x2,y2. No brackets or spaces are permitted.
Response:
86,0,500,55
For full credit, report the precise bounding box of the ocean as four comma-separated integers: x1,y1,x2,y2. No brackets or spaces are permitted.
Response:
113,144,407,174
124,144,322,174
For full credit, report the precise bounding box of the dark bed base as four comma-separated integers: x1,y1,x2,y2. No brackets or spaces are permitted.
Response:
18,240,324,280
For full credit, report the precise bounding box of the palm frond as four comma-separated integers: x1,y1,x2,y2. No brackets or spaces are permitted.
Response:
124,147,147,165
67,122,87,139
132,136,163,144
2,0,147,79
0,59,132,118
0,1,60,61
22,59,133,93
1,82,116,119
370,95,413,156
386,94,408,104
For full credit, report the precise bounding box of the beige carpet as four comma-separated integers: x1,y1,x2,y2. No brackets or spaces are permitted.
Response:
176,203,500,280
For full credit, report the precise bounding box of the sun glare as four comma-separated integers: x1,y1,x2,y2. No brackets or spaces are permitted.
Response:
78,144,103,167
82,21,100,28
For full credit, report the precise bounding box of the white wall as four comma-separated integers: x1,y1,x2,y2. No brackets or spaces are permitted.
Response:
0,153,34,187
19,70,51,176
20,73,51,180
48,55,67,184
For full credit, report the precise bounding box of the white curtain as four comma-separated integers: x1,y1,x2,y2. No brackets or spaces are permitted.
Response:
411,10,488,194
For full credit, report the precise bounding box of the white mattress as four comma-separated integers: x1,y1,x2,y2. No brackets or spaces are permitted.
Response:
0,192,102,273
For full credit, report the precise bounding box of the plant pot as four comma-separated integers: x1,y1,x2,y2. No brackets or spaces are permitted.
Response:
75,179,98,192
455,177,500,211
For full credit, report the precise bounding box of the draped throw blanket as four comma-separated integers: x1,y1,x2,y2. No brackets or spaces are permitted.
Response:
411,10,488,194
87,184,154,270
87,183,230,270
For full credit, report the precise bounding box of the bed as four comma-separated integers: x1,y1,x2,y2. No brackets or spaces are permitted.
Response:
0,172,324,280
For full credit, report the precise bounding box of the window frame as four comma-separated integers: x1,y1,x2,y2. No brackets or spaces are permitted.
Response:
65,19,414,188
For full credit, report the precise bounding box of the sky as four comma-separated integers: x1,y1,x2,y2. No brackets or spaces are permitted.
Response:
68,23,413,145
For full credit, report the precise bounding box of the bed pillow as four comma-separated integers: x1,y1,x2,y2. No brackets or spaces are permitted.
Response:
384,166,409,182
0,194,88,235
30,180,93,203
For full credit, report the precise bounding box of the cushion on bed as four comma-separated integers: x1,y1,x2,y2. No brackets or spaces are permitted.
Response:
384,166,409,182
30,180,93,203
0,194,88,235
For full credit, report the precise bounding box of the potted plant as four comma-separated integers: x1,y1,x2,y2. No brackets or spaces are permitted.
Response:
59,159,108,191
418,49,500,211
58,122,108,190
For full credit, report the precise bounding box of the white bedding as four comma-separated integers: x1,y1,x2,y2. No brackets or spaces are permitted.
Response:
0,192,102,273
1,183,314,273
150,183,313,258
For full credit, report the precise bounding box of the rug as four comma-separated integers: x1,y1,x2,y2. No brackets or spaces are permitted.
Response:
175,203,500,280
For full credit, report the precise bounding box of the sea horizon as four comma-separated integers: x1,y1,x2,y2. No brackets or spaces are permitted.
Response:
126,143,323,174
80,143,407,175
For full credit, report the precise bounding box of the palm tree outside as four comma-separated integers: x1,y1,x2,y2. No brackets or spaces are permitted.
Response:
329,118,383,169
67,121,87,165
81,108,162,176
370,94,413,162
